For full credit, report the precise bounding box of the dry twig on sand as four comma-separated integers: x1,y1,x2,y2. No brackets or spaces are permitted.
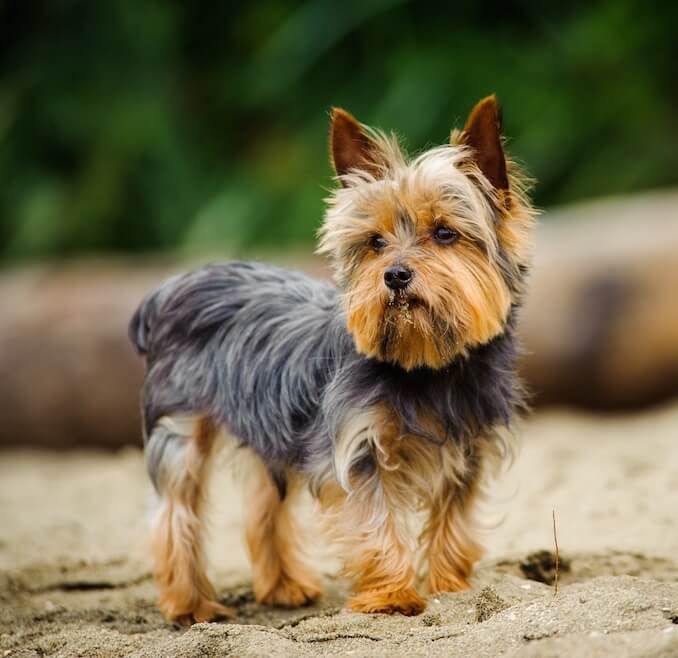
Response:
553,509,560,596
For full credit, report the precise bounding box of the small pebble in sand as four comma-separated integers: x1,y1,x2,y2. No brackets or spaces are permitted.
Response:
421,613,443,627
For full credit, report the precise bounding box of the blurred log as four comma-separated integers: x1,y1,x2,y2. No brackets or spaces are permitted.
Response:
0,189,676,448
518,189,678,410
0,263,162,449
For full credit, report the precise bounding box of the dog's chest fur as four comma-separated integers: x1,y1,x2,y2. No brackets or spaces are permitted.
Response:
315,330,523,495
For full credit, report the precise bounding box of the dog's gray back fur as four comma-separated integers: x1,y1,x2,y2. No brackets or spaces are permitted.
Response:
131,261,524,494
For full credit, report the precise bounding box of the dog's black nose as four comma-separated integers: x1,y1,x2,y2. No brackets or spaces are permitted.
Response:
384,264,413,290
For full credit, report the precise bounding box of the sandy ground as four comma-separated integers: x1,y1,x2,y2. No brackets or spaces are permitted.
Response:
2,405,678,657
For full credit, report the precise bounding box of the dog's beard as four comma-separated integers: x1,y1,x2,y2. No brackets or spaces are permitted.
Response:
349,291,459,370
380,296,454,369
384,289,419,325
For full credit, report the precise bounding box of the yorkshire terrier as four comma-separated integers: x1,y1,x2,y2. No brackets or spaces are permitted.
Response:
130,96,536,625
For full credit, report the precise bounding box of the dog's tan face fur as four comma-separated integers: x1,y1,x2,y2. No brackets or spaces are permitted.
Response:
319,97,535,370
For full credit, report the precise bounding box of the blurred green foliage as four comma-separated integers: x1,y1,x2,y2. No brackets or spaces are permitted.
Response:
1,0,676,261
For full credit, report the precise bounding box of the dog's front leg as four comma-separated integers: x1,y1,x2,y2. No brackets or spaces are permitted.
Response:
422,469,484,594
319,478,425,616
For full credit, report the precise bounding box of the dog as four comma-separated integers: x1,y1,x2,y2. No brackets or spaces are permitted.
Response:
129,95,536,625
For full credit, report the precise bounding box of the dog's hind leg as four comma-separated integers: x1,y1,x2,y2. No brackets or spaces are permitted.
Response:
243,456,321,607
146,415,233,624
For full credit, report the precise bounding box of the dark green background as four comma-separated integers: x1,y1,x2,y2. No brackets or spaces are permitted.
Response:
1,0,676,261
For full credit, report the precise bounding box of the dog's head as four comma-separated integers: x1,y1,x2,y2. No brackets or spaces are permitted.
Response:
318,96,536,370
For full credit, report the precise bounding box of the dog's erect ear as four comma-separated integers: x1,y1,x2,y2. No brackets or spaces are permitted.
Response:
330,108,381,183
459,95,509,192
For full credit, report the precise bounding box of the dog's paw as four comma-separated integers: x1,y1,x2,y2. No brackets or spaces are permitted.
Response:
163,597,235,626
258,576,322,608
349,587,426,616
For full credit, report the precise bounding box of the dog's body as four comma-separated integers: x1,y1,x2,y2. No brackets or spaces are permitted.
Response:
132,260,521,494
131,97,536,624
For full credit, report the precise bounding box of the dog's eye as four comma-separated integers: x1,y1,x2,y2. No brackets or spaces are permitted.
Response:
433,226,459,245
369,234,387,251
